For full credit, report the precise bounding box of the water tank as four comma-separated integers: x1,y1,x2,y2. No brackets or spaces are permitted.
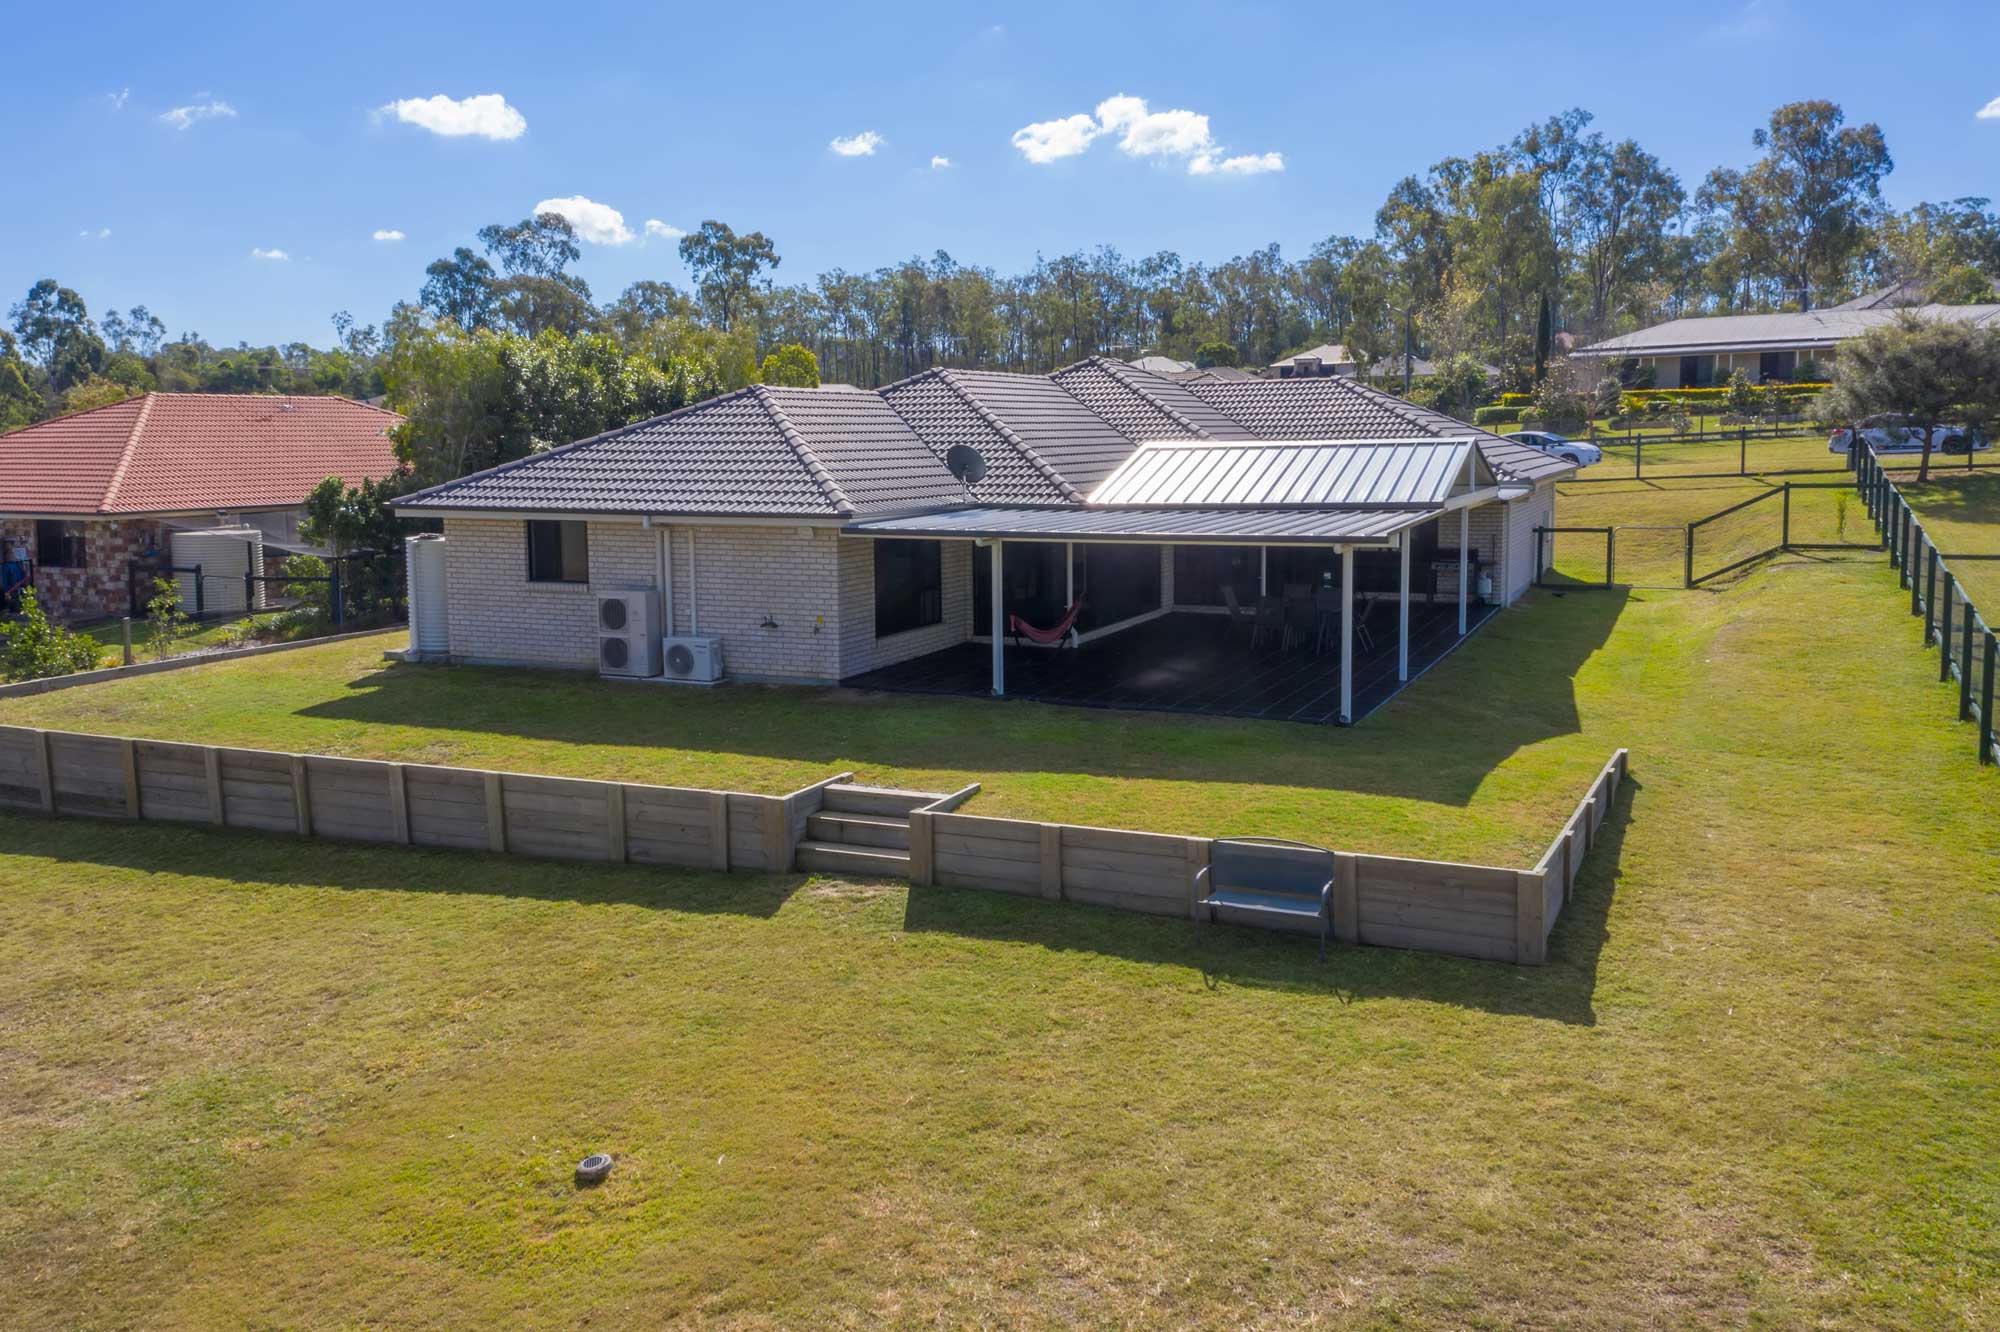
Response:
169,527,264,615
407,534,449,656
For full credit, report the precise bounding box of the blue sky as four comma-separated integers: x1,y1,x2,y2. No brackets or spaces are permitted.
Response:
4,0,1997,347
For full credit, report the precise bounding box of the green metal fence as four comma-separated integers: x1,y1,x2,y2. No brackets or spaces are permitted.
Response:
1854,445,1997,769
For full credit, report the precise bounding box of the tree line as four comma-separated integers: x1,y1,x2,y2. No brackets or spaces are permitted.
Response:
6,98,1998,479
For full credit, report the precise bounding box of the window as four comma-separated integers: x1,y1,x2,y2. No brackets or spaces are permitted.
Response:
874,539,942,637
525,520,589,583
35,520,86,569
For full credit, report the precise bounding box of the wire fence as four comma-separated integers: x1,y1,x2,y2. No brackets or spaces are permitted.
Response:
1848,446,1994,769
1566,425,2000,485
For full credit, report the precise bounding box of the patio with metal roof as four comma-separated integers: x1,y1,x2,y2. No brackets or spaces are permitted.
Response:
843,436,1504,724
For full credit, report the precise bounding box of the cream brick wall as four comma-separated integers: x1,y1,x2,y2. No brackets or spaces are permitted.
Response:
836,536,973,677
440,517,658,668
443,517,852,680
660,523,844,682
1500,482,1557,604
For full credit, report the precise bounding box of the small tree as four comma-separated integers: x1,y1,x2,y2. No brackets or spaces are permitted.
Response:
1820,313,2000,481
144,577,189,661
1428,354,1492,420
0,588,103,681
1193,340,1240,369
1591,376,1624,422
758,343,820,388
1724,370,1761,419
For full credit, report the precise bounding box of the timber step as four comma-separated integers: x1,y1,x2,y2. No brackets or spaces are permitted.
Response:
794,841,911,878
820,783,942,817
806,811,912,850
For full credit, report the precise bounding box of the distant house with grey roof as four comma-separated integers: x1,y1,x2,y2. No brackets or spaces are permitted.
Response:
395,359,1573,725
1575,302,2000,387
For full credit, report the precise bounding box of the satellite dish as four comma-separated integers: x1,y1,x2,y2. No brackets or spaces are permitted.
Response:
945,444,988,485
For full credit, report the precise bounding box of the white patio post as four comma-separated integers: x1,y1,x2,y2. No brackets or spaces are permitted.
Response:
990,539,1005,696
1259,546,1268,595
1339,545,1354,724
1457,507,1470,635
1398,532,1411,682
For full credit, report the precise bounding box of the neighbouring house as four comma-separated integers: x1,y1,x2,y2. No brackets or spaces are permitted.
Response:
393,358,1572,725
1126,354,1194,376
1270,344,1358,378
0,392,403,622
1574,302,2000,388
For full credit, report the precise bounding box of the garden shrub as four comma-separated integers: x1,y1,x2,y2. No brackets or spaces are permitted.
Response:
0,589,104,681
1472,406,1524,427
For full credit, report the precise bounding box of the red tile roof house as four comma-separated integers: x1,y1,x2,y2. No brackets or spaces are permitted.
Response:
395,360,1573,725
0,392,402,623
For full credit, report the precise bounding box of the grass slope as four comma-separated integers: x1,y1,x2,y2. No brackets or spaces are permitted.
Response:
2,545,1996,1329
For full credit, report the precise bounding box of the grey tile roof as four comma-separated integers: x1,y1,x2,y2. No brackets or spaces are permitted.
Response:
396,384,961,518
1182,375,1573,483
941,369,1137,493
398,359,1567,521
878,371,1073,505
1575,303,2000,357
1051,357,1260,442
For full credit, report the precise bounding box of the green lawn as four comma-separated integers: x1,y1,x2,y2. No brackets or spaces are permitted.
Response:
3,516,1997,1328
1900,470,2000,608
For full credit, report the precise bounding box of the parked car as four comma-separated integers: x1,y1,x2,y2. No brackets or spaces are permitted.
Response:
1502,431,1603,468
1829,415,1990,456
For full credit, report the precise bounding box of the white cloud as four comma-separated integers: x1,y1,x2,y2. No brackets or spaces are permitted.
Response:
1199,151,1285,176
1013,93,1279,177
159,99,236,130
250,247,289,261
1011,113,1102,164
381,93,526,141
78,227,112,240
107,88,130,111
829,130,884,157
1979,96,2000,121
930,155,952,169
1096,95,1212,158
643,219,684,241
372,229,406,242
533,195,634,245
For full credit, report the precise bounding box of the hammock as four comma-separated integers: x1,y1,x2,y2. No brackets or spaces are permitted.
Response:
1008,600,1084,647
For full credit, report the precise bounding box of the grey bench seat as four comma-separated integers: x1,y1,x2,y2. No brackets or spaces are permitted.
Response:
1196,837,1336,959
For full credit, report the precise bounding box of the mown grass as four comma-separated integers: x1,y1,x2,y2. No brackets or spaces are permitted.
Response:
3,496,1997,1329
1900,470,2000,607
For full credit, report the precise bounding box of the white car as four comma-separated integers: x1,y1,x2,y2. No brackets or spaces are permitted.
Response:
1502,430,1603,468
1829,416,1989,456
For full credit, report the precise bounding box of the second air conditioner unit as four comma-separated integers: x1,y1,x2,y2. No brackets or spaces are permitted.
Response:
597,588,662,677
661,634,725,683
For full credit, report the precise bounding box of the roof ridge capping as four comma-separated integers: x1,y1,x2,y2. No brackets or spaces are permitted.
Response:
751,383,857,516
937,369,1085,504
96,391,157,513
1081,356,1214,440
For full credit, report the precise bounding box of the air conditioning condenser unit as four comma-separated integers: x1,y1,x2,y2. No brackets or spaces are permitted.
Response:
598,588,662,677
661,634,725,683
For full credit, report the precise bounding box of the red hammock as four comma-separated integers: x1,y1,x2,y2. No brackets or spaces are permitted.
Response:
1008,600,1084,647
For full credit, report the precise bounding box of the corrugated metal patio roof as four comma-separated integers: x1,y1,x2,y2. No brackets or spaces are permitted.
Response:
843,505,1427,545
1087,439,1477,509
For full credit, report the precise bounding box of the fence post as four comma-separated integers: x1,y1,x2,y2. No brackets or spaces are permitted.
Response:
1635,438,1643,481
1923,550,1938,639
1740,427,1747,476
193,563,205,618
244,568,254,615
1982,633,1997,764
1912,537,1926,617
1962,603,1977,720
1683,523,1694,588
1781,483,1791,550
1605,527,1616,586
121,617,133,666
330,562,344,628
1938,573,1953,677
